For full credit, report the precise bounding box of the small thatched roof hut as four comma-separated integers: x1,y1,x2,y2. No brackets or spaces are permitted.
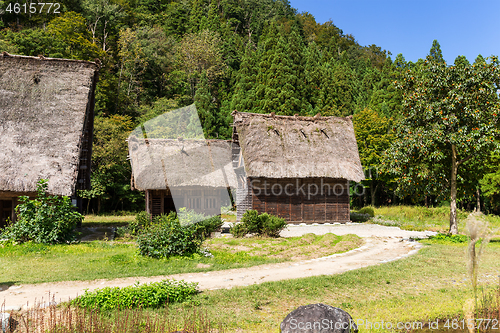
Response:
128,137,236,217
232,111,364,223
0,53,99,225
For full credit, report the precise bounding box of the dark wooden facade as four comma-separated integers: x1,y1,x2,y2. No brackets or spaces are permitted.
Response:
238,177,349,224
0,192,36,228
145,186,226,217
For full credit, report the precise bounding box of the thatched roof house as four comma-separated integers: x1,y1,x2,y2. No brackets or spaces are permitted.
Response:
232,111,364,223
128,136,236,217
0,53,99,226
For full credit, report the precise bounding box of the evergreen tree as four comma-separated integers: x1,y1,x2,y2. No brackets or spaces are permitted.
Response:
231,45,258,112
304,41,323,113
316,61,355,116
195,71,218,138
428,39,445,63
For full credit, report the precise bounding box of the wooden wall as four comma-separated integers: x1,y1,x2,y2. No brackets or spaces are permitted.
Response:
247,177,349,224
146,187,224,217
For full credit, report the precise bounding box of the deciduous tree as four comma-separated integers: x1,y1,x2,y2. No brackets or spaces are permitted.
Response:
385,54,500,234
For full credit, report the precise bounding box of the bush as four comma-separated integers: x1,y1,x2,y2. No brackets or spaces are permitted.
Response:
350,212,370,223
137,212,203,258
428,233,468,243
1,180,82,244
230,210,287,238
72,279,198,310
195,215,223,239
128,211,152,235
358,206,375,217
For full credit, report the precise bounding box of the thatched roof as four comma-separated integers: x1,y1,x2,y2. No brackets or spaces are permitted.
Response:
0,53,99,196
128,137,237,190
232,111,364,182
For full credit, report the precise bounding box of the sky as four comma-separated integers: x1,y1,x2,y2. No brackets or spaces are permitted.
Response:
289,0,500,64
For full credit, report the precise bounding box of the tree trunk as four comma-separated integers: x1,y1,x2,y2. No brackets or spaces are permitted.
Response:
476,187,481,213
370,181,378,207
449,145,458,235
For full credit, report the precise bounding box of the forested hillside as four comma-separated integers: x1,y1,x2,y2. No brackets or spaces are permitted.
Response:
1,0,498,216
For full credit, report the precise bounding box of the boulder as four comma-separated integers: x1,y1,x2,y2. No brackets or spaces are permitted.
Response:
280,303,357,333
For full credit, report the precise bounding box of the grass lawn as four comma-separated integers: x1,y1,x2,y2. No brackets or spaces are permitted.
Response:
371,205,500,235
82,214,136,227
155,239,500,332
0,233,361,285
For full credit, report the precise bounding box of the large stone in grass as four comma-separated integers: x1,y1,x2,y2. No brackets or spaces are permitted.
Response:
280,303,357,333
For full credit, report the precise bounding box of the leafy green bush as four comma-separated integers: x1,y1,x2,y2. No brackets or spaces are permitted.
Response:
358,206,375,217
1,180,82,244
128,211,152,235
230,210,287,238
195,215,223,238
72,279,198,310
428,233,468,243
137,212,203,258
350,212,370,223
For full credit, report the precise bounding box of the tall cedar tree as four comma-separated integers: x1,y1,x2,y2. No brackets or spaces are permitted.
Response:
195,71,218,138
254,23,305,115
385,53,500,234
231,46,258,112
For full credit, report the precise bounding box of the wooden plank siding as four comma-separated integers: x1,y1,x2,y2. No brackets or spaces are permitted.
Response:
146,187,225,218
248,177,350,224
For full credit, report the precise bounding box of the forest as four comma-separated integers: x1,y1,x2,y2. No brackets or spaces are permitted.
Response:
1,0,499,217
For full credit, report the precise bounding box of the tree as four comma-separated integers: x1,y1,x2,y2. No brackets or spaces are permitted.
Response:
176,29,227,98
81,0,124,52
353,108,394,206
194,71,219,137
428,39,445,63
385,55,500,234
253,23,307,115
91,115,140,213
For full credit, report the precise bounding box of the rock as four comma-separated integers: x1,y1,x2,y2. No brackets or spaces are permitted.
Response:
280,303,357,333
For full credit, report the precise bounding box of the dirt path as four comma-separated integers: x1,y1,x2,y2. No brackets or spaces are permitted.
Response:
1,225,433,310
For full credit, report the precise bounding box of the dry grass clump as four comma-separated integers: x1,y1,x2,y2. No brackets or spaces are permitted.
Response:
2,300,225,333
466,213,495,307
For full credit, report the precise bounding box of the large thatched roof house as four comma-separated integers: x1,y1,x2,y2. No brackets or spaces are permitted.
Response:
128,136,237,217
0,53,99,227
232,111,364,223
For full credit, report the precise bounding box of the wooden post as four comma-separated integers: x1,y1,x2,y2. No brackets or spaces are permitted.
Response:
11,197,18,223
145,190,150,215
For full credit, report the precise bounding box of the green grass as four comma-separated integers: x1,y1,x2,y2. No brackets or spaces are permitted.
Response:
155,240,500,332
82,214,135,227
206,233,362,260
372,205,500,234
0,233,360,284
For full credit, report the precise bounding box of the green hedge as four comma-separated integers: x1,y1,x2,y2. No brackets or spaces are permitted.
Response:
231,210,287,237
72,279,198,310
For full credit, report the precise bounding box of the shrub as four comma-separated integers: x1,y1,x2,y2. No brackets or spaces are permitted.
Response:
358,206,375,217
137,212,203,258
261,213,288,237
128,211,152,235
428,233,468,243
72,279,199,310
195,215,223,239
230,210,287,238
350,212,370,223
1,179,82,244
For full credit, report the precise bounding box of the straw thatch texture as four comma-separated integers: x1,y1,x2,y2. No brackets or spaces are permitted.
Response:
232,111,364,183
0,54,99,196
128,137,237,190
